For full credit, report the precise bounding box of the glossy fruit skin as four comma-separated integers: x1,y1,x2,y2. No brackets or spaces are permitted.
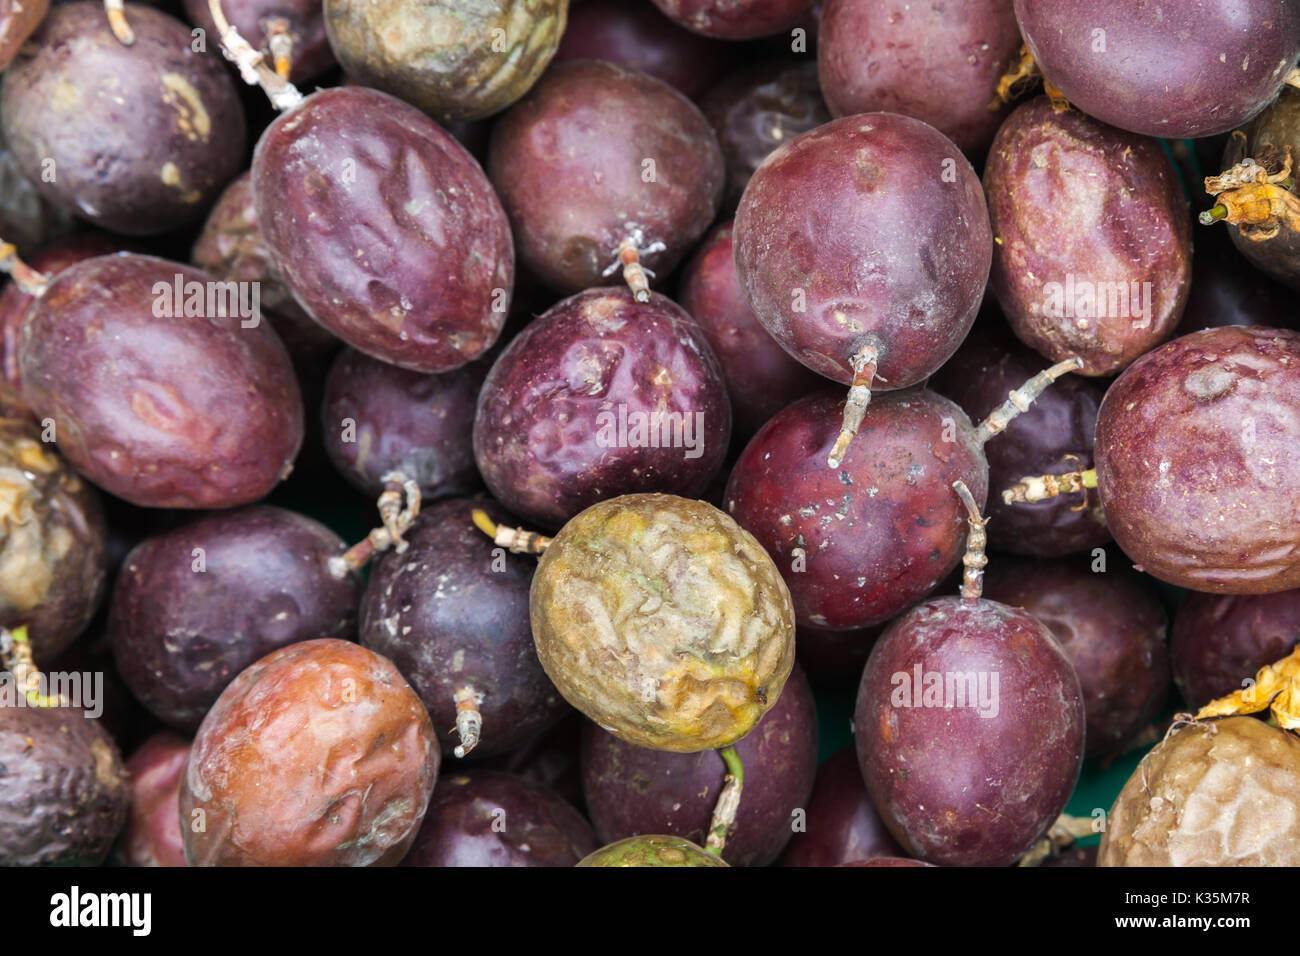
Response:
0,396,108,662
553,0,736,100
1100,717,1300,866
650,0,812,39
181,639,438,867
1170,590,1300,709
324,0,567,122
929,325,1109,556
488,60,723,296
983,558,1169,758
191,172,338,360
114,731,190,867
474,289,731,531
253,86,514,374
321,349,483,500
402,770,597,867
855,596,1085,867
359,497,569,759
0,705,129,866
531,494,796,753
725,387,988,630
185,0,335,84
0,128,73,253
577,833,726,866
109,506,360,733
678,222,821,439
1095,326,1300,593
1015,0,1300,139
17,254,303,508
984,97,1192,376
1177,227,1296,335
581,665,817,867
734,113,990,388
795,623,882,689
818,0,1021,159
699,60,831,211
0,0,48,70
0,3,246,235
777,747,905,866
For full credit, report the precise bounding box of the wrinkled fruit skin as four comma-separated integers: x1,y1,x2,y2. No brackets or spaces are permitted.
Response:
700,60,831,212
777,747,905,867
185,0,336,84
181,639,438,866
734,113,990,387
650,0,811,39
577,833,726,866
930,325,1109,556
115,731,190,867
725,388,988,630
1095,326,1300,593
253,86,514,374
489,60,723,296
322,349,483,500
402,770,597,867
983,558,1169,758
0,401,108,662
0,705,129,866
1015,0,1300,139
18,254,303,508
360,497,569,759
1170,589,1300,709
109,506,360,732
474,289,731,531
324,0,567,122
0,3,246,235
531,494,795,753
677,222,821,439
818,0,1022,159
1100,717,1300,866
855,596,1085,867
984,97,1192,376
191,172,338,360
0,0,48,71
582,665,817,866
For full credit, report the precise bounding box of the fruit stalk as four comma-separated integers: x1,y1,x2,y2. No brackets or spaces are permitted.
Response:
0,242,51,296
1017,814,1096,867
264,17,293,80
973,356,1084,445
826,343,879,468
451,686,484,758
705,744,744,856
328,471,421,577
1002,468,1097,504
0,627,65,707
469,508,552,555
104,0,134,44
952,480,989,604
207,0,303,111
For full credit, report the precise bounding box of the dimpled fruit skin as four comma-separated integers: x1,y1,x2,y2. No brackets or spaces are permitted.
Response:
578,834,727,866
17,254,303,509
1095,326,1300,593
531,494,795,753
984,97,1192,376
1015,0,1300,139
1100,717,1300,866
253,86,514,374
181,639,438,867
650,0,811,40
324,0,567,122
733,113,990,387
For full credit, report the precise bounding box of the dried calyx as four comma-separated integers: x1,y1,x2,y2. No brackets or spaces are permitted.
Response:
1200,140,1299,241
988,45,1070,112
1195,645,1300,729
328,471,421,578
207,0,303,111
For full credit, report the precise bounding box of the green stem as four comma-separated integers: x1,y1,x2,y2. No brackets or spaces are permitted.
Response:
705,745,744,857
1199,203,1228,225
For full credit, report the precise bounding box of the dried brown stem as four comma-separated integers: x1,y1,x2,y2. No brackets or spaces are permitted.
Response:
0,241,50,296
974,356,1084,445
328,471,421,577
452,685,484,758
105,0,134,44
989,44,1039,109
1002,468,1096,504
1018,814,1097,867
952,480,989,604
827,343,879,469
208,0,303,111
469,508,551,555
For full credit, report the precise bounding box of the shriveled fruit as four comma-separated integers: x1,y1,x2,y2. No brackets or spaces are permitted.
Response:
181,639,438,866
984,97,1192,376
474,288,730,531
577,834,726,867
777,747,905,867
1099,716,1300,866
0,3,246,235
1171,590,1300,709
108,506,360,732
530,493,795,753
185,0,335,84
324,0,567,122
650,0,812,39
114,731,189,867
488,60,723,296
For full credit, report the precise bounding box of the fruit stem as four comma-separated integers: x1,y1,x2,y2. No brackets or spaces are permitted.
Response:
988,44,1039,110
974,356,1084,446
952,480,989,604
826,343,879,469
452,685,484,758
264,17,293,80
0,242,51,296
1017,814,1096,867
706,745,744,856
328,471,421,577
616,238,653,303
207,0,303,111
104,0,134,44
469,508,552,555
1002,468,1097,504
1286,68,1300,91
0,627,65,708
1199,203,1228,225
